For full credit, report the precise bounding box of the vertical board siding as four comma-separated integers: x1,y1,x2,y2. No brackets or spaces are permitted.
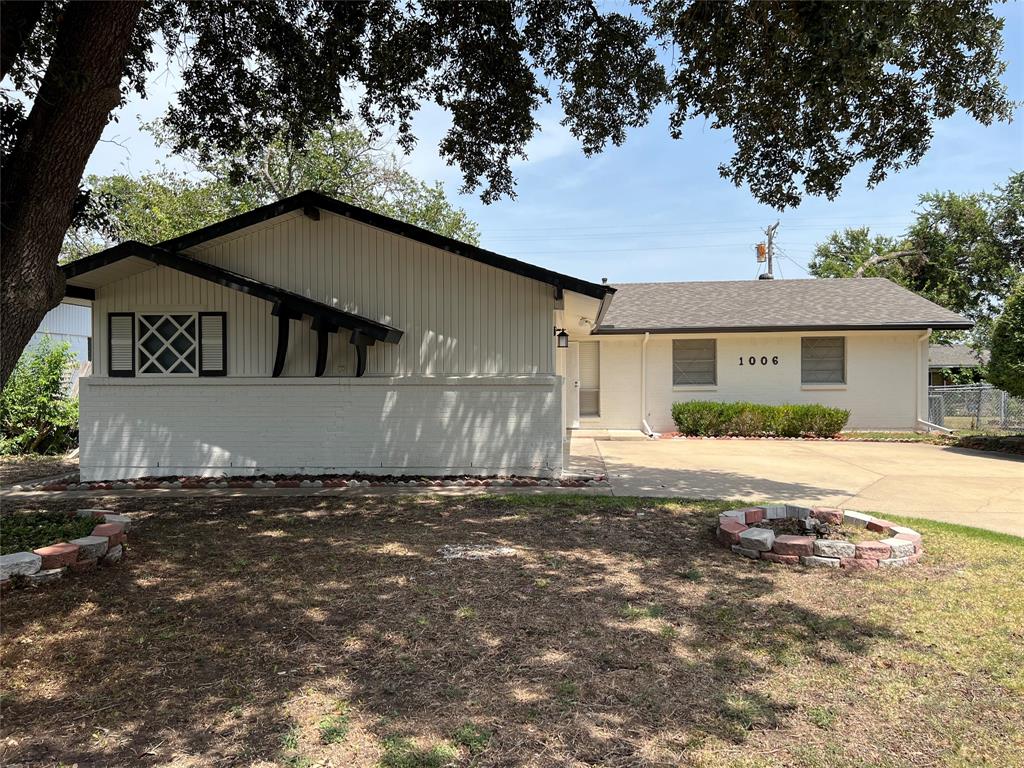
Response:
91,211,555,377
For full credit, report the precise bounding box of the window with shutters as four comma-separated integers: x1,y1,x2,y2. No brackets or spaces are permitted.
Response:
198,313,227,376
673,339,716,386
801,337,846,384
578,341,600,417
108,313,135,376
137,313,198,376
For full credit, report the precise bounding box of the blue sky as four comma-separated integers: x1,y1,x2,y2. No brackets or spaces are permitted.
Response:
86,5,1023,285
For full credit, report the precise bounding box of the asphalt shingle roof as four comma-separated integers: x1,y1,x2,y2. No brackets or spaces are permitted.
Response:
928,344,988,368
595,278,972,334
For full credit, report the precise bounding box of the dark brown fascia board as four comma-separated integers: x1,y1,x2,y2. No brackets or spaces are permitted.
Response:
64,283,96,300
63,241,404,344
153,190,615,301
593,322,973,335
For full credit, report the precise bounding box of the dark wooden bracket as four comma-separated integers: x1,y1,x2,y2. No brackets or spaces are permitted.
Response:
271,303,302,378
350,329,375,378
311,318,339,377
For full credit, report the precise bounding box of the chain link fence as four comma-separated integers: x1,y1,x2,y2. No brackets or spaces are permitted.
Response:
928,385,1024,431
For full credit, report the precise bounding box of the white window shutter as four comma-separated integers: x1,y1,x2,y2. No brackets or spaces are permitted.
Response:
199,313,227,376
108,313,134,376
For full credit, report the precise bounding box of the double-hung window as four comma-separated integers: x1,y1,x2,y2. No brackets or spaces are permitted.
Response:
801,337,845,384
673,339,717,386
108,312,226,377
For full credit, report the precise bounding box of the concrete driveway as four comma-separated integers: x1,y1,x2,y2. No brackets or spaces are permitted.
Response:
574,437,1024,536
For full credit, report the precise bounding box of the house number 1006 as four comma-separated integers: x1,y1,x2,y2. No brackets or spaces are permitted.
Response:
739,355,779,366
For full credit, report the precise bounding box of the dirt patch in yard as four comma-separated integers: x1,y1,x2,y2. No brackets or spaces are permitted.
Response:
0,453,78,487
1,494,1021,767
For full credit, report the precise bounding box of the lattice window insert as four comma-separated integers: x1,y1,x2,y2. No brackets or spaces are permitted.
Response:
138,314,198,375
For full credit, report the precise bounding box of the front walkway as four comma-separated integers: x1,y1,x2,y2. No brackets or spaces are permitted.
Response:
579,436,1024,536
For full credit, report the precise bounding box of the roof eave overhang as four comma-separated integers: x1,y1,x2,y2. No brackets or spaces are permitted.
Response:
592,322,974,335
62,241,403,344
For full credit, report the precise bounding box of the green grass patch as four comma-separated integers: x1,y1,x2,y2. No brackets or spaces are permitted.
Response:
622,602,666,620
806,706,838,730
318,701,351,745
451,722,492,755
0,511,95,555
378,736,457,768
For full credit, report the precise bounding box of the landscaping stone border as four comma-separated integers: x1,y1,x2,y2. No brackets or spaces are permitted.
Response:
0,510,131,591
12,474,609,492
715,505,924,571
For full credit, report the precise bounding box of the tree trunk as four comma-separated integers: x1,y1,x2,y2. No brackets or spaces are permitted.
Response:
0,1,143,389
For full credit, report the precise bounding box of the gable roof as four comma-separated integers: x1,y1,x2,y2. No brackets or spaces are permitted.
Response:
594,278,972,334
928,344,989,368
63,241,403,344
138,190,612,300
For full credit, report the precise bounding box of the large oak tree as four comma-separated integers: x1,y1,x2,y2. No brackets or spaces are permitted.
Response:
0,0,1013,387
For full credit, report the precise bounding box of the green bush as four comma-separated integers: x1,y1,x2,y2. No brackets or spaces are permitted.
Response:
0,338,80,455
670,401,850,438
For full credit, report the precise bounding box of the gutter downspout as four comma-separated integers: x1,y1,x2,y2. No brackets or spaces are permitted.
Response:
641,332,658,438
915,328,947,433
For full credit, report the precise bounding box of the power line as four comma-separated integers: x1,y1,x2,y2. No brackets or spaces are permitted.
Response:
481,213,911,235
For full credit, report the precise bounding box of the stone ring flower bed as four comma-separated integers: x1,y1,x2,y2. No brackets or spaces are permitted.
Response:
716,505,923,571
0,510,131,591
13,474,608,492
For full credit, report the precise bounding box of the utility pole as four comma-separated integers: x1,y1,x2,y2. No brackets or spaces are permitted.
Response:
759,221,780,280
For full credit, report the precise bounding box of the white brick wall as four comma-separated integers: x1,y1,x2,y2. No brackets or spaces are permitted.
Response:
579,330,928,432
79,376,563,480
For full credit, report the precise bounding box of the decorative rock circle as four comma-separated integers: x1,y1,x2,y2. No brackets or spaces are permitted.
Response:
716,505,923,570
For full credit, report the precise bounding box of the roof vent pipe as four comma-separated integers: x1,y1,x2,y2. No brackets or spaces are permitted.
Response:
601,277,608,284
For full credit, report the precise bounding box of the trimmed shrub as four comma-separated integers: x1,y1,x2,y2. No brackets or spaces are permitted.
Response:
0,338,79,455
671,401,849,438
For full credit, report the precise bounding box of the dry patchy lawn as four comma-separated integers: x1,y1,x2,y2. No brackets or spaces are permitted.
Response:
1,494,1022,768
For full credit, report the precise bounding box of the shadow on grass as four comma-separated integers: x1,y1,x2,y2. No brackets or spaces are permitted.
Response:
1,493,896,766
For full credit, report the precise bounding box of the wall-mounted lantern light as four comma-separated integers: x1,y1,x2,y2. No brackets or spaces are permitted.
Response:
554,327,569,348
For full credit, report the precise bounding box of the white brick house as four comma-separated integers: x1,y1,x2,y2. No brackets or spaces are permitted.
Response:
64,191,971,480
559,280,971,433
64,191,610,480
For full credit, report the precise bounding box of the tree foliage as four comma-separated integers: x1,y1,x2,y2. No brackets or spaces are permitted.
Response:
987,279,1024,398
63,124,480,262
0,0,1015,388
0,338,79,455
4,1,1013,209
809,172,1024,343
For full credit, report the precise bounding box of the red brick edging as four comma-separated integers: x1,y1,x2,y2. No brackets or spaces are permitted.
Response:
716,505,924,570
0,511,130,591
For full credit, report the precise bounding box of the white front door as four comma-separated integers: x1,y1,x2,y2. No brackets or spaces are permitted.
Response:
565,342,581,429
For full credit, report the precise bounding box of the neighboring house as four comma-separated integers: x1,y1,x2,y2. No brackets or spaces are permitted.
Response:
30,301,92,366
62,191,972,481
927,344,988,386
